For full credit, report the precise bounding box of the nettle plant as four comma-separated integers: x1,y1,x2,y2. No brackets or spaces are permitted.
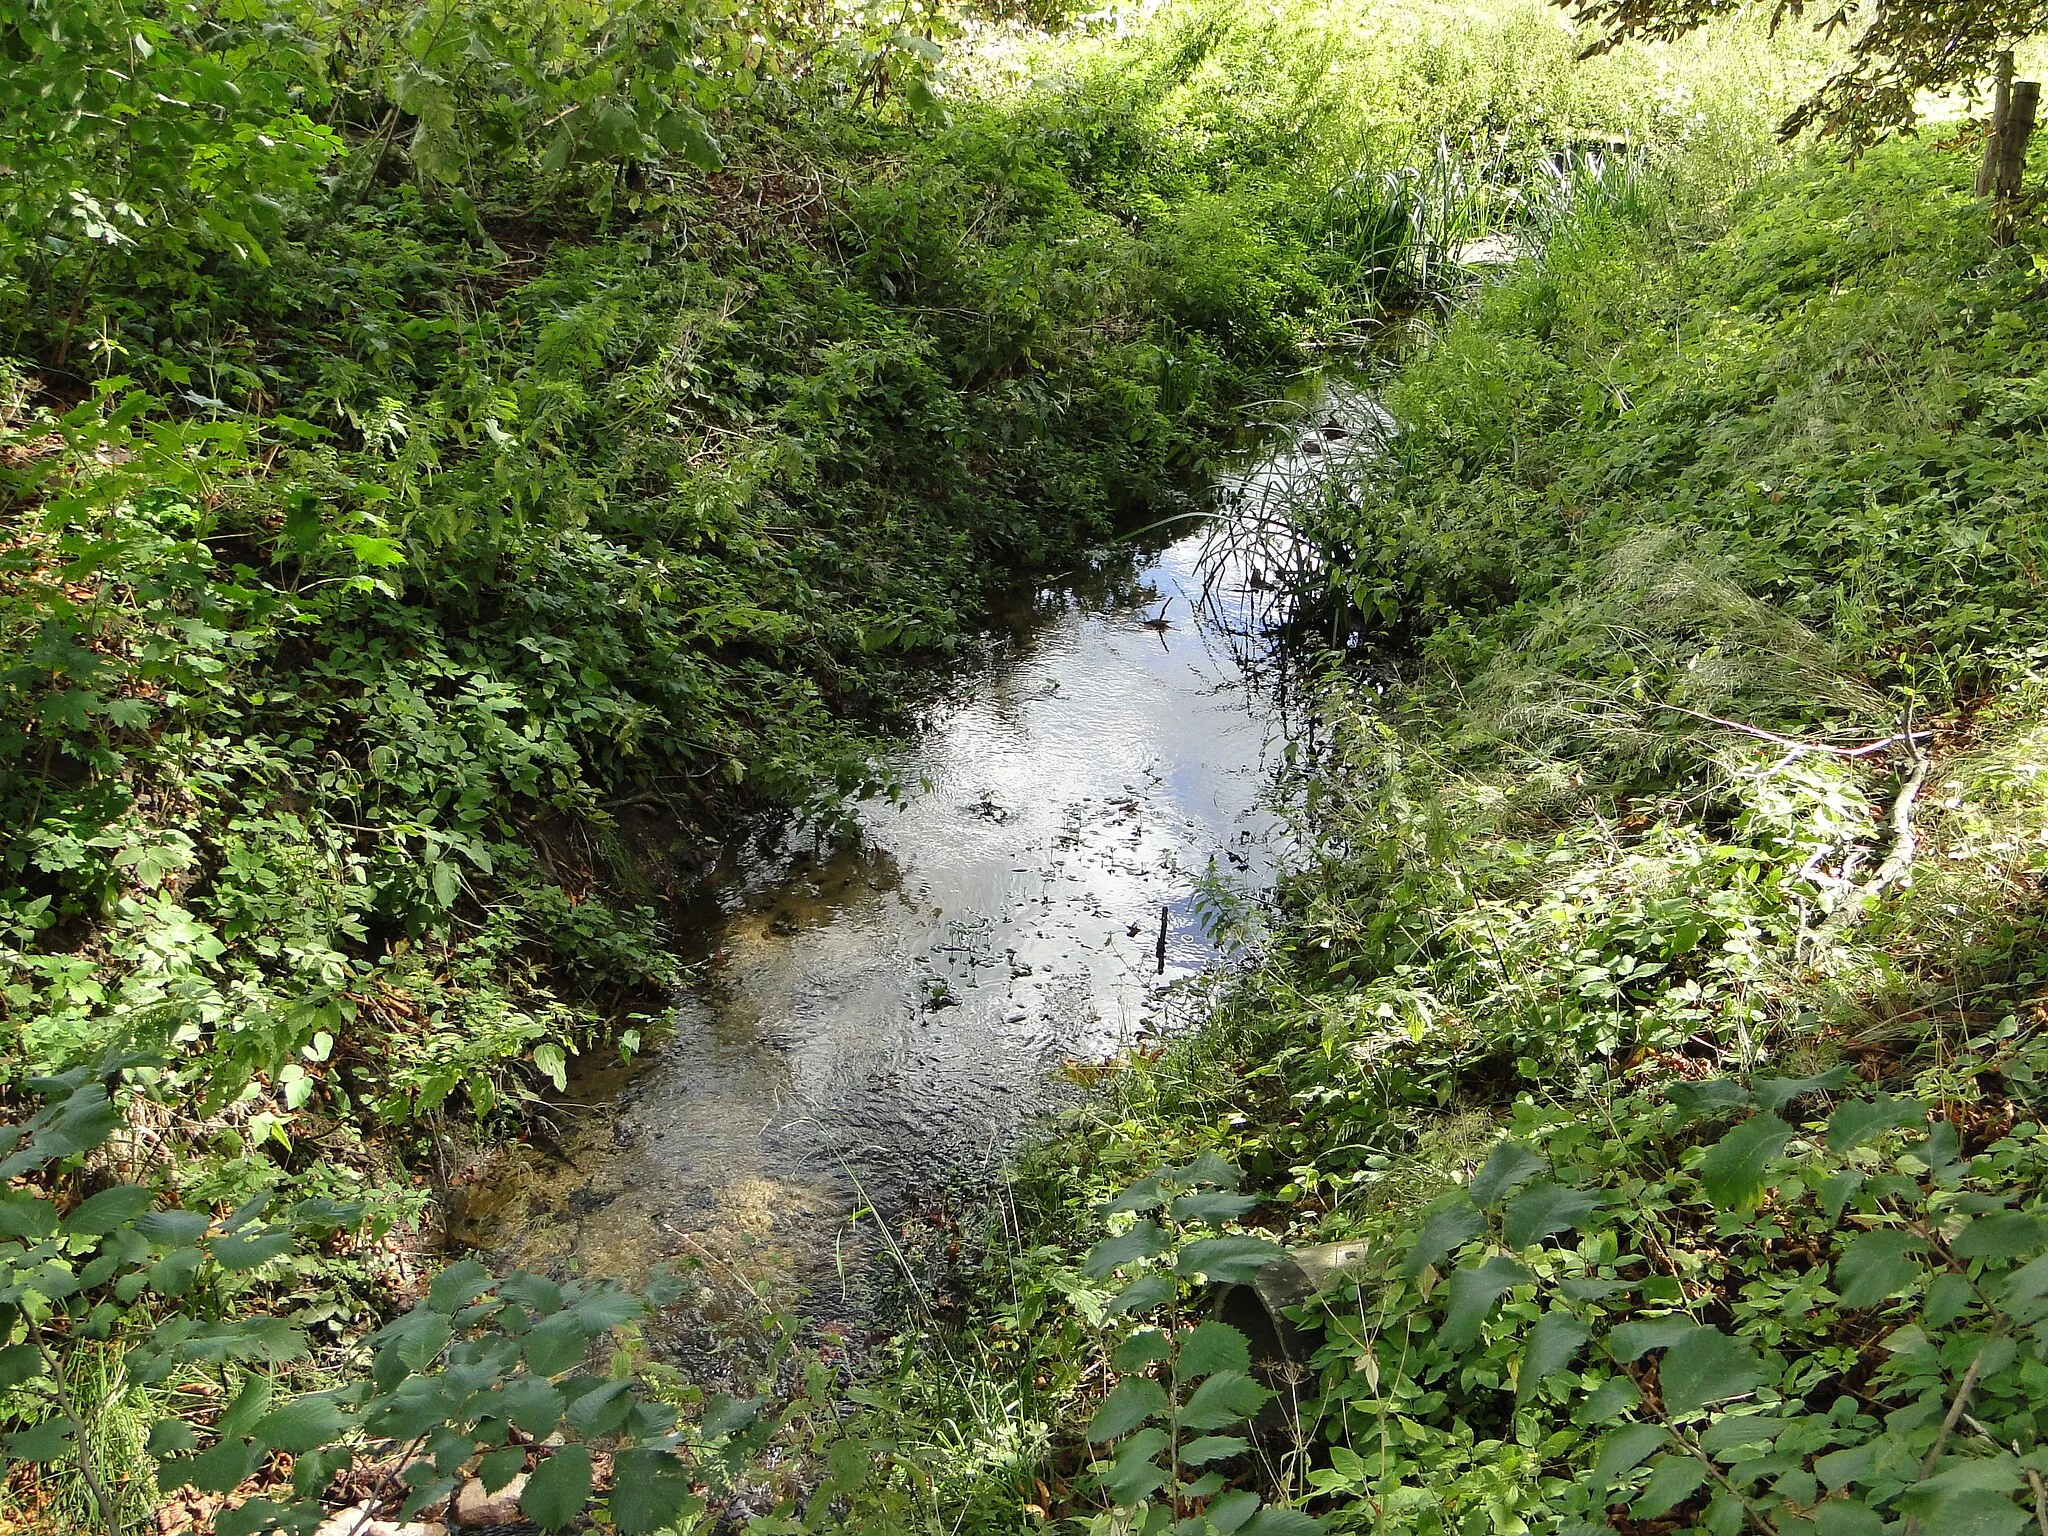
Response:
1080,1153,1322,1536
1306,1055,2048,1535
0,1058,758,1536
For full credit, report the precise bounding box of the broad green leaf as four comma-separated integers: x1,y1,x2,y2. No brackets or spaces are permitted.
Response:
1951,1212,2048,1261
6,1418,74,1462
1502,1181,1602,1249
1170,1192,1261,1225
249,1393,352,1454
1177,1320,1252,1380
1438,1256,1528,1351
1593,1422,1671,1485
1633,1454,1709,1518
62,1184,155,1236
134,1209,210,1247
522,1311,592,1376
213,1227,294,1272
1181,1435,1250,1465
1697,1113,1791,1211
1752,1065,1854,1112
1827,1094,1926,1150
478,1445,526,1493
145,1420,197,1458
1180,1370,1269,1430
1820,1170,1864,1224
1813,1502,1885,1536
0,1344,41,1390
1401,1196,1484,1278
1244,1509,1322,1535
1659,1326,1763,1417
1698,1413,1785,1457
1085,1221,1165,1278
1100,1428,1170,1505
2002,1253,2048,1305
168,1436,261,1493
1516,1311,1591,1403
1171,1152,1242,1189
1834,1230,1926,1308
1088,1377,1168,1442
1894,1455,2030,1536
1609,1316,1698,1361
1108,1274,1177,1315
1924,1270,1976,1327
1575,1377,1641,1424
1112,1330,1171,1372
610,1447,702,1536
1208,1490,1261,1533
1103,1177,1165,1214
1175,1237,1285,1285
428,1258,493,1313
1469,1141,1545,1206
522,1445,594,1531
1667,1079,1753,1122
500,1376,567,1438
699,1395,762,1441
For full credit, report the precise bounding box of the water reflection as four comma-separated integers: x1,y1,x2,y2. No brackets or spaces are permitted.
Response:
462,373,1385,1315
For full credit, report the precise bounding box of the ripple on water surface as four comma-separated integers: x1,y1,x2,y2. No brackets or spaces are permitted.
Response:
463,375,1387,1317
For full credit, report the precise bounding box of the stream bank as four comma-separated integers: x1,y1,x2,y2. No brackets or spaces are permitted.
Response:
455,372,1389,1338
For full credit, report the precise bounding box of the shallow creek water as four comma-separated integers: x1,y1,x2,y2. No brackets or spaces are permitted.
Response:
460,375,1384,1324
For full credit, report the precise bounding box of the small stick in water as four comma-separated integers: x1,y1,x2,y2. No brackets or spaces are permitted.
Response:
1156,905,1169,975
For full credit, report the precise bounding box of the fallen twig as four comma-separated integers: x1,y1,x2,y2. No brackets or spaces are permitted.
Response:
1655,703,1933,760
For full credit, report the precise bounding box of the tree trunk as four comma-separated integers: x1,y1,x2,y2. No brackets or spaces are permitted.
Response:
1994,79,2040,247
1978,52,2014,198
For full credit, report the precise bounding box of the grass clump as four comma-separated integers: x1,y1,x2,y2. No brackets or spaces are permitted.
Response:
969,134,2048,1535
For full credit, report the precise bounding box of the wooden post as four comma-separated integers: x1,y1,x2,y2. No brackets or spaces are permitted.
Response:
1994,79,2040,247
1979,52,2014,198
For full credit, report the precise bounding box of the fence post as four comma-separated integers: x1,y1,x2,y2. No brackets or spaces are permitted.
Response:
1978,52,2015,198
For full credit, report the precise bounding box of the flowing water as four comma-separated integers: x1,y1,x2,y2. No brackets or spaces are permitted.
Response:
459,374,1385,1330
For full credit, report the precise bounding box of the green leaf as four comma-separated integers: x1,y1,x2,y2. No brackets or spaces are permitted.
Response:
1113,1330,1171,1372
1088,1377,1168,1442
478,1446,527,1494
1827,1093,1926,1150
1243,1509,1322,1536
1177,1320,1252,1380
1208,1490,1260,1533
1952,1212,2048,1261
250,1393,352,1454
1753,1065,1854,1112
522,1444,594,1531
145,1419,197,1458
1103,1177,1166,1214
1633,1454,1709,1518
1469,1141,1546,1206
1895,1455,2030,1536
522,1312,592,1376
1401,1196,1484,1278
1085,1221,1165,1278
1611,1319,1699,1363
1593,1423,1671,1486
1099,1428,1169,1505
213,1227,294,1271
1169,1192,1261,1225
0,1343,41,1389
1439,1256,1528,1351
1697,1113,1791,1211
1925,1270,1976,1327
168,1436,261,1493
6,1418,74,1462
1171,1151,1242,1189
1175,1237,1285,1285
1667,1079,1753,1122
1516,1311,1591,1403
1659,1326,1763,1417
1180,1370,1269,1431
1180,1435,1249,1465
609,1447,702,1536
1108,1274,1177,1315
1813,1502,1885,1536
62,1184,155,1236
134,1209,210,1247
428,1258,492,1313
1834,1230,1927,1308
1501,1181,1603,1249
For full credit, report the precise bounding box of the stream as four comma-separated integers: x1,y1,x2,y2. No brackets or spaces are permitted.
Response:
458,373,1384,1331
